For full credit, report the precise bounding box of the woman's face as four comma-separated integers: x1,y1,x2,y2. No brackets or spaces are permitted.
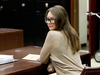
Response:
46,12,56,30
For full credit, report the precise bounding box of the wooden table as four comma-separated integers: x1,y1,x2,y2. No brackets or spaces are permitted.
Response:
0,46,91,75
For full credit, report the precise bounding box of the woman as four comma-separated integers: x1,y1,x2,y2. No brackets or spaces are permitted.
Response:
40,5,84,75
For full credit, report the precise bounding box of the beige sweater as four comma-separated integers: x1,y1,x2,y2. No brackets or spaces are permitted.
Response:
40,30,84,75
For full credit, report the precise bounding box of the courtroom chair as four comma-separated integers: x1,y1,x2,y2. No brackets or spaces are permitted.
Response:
80,66,100,75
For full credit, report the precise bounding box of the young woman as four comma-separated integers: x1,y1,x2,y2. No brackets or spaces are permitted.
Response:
40,5,84,75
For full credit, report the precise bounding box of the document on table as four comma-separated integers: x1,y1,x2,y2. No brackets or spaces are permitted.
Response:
0,55,18,65
22,54,40,61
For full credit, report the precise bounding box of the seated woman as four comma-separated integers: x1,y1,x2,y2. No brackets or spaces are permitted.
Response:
39,5,84,75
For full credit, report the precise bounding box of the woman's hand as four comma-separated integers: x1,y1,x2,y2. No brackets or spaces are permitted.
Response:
48,68,54,73
47,63,55,73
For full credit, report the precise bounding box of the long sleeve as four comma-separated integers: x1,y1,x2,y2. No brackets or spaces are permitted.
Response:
40,30,84,75
40,31,59,64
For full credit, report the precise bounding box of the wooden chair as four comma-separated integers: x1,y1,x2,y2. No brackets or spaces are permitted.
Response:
80,66,100,75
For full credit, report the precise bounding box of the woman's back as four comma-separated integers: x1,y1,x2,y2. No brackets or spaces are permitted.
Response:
49,30,84,75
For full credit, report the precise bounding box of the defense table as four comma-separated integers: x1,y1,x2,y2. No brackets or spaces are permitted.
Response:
0,46,91,75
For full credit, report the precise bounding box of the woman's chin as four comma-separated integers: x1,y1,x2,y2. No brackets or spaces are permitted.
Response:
49,28,54,31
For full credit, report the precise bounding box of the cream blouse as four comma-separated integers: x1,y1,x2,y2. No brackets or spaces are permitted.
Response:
40,30,84,75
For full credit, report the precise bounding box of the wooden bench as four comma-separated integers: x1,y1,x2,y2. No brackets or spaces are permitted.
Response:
0,28,23,51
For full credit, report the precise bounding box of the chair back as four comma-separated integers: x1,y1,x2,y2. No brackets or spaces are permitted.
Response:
80,66,100,75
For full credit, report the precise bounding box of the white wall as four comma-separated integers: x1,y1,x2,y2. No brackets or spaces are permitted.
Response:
79,0,87,44
87,0,89,12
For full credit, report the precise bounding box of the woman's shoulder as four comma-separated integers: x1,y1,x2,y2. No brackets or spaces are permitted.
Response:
46,30,64,40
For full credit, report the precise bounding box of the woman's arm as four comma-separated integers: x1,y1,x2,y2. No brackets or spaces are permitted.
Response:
40,31,57,64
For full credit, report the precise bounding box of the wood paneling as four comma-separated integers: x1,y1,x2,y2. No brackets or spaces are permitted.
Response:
0,28,23,51
71,0,79,34
71,0,74,28
89,0,98,56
